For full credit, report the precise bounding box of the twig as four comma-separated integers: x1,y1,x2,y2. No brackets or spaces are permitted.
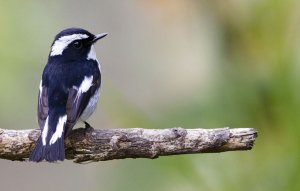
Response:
0,127,257,163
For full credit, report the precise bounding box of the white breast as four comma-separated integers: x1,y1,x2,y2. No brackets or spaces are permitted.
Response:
80,88,101,121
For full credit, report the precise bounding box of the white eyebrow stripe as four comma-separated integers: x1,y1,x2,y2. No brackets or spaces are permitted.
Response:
50,34,89,56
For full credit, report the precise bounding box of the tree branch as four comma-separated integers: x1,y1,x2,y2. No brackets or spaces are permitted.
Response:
0,127,257,163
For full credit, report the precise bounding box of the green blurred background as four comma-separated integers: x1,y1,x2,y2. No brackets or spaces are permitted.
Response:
0,0,299,190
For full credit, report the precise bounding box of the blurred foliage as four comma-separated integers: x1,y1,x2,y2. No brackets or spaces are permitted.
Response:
0,0,300,191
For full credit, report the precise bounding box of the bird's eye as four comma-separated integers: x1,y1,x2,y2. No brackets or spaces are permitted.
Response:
73,41,83,49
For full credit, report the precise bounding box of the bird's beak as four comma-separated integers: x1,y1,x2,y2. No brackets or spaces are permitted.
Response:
92,33,108,44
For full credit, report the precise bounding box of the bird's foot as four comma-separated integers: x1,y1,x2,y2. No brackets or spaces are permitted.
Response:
84,121,94,133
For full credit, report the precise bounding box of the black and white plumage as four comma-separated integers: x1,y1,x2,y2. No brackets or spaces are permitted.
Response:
29,28,107,162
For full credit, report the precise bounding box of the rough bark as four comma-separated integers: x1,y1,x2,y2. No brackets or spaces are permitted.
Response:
0,127,257,163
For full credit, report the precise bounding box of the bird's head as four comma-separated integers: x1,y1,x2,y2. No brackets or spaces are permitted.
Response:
49,28,107,61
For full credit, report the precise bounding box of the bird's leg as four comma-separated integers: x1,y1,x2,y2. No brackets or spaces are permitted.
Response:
84,121,92,128
84,121,94,133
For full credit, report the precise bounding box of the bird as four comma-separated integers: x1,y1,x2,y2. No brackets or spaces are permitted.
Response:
29,28,107,162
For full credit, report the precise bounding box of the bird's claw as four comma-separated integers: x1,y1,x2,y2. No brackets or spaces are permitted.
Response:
84,122,94,133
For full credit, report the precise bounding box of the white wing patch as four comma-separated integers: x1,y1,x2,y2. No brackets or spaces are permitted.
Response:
73,75,94,104
50,34,89,56
79,76,94,93
49,115,67,145
42,117,49,145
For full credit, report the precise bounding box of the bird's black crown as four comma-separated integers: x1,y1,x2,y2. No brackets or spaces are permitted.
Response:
54,28,95,42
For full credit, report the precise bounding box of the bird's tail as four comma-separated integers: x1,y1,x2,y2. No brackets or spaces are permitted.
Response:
29,114,67,162
29,134,65,162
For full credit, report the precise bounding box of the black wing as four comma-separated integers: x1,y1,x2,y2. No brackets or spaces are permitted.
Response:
37,81,49,129
65,75,100,136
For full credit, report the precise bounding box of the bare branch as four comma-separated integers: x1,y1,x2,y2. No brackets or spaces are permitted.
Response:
0,127,257,163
